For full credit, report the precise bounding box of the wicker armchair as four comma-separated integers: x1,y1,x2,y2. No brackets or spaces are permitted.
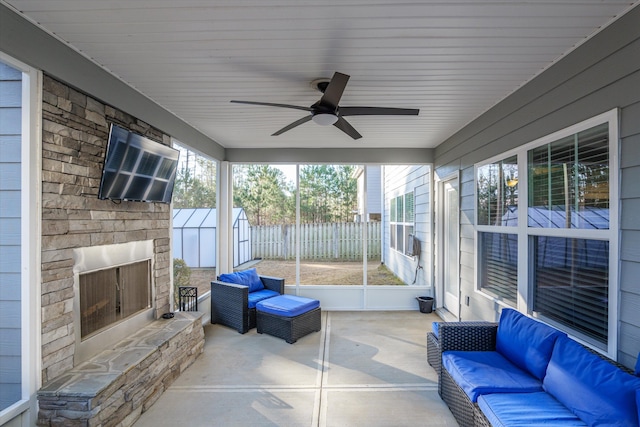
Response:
210,275,284,334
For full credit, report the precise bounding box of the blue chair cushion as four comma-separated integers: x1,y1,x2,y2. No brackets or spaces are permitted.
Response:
496,308,565,380
478,392,587,427
543,336,640,427
219,268,264,293
432,321,439,338
256,295,320,317
442,350,543,402
247,289,279,309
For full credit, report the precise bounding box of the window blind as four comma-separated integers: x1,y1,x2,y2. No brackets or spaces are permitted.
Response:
533,237,608,344
479,232,518,306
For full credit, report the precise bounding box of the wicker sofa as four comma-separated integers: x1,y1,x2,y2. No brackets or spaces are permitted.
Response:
433,309,640,427
210,268,284,334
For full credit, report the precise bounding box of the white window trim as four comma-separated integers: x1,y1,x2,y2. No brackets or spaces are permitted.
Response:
0,52,42,425
473,109,619,357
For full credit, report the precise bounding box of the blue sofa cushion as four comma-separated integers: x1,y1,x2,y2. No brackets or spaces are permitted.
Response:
432,321,439,338
496,308,565,380
219,268,264,292
247,289,279,309
256,295,320,317
544,336,640,427
478,392,587,427
442,351,543,402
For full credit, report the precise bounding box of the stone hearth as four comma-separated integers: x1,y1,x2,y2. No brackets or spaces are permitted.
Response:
37,312,204,427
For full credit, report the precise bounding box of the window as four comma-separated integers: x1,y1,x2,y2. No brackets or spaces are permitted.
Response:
528,122,611,346
528,123,609,230
478,232,518,305
477,155,518,227
532,237,609,343
476,155,518,305
390,192,414,255
475,111,617,352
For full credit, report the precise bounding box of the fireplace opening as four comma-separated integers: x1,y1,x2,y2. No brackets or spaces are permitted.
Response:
79,260,151,340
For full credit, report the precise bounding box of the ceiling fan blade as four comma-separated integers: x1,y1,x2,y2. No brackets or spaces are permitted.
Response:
339,106,420,116
319,72,350,108
333,116,362,140
231,100,312,112
272,115,313,136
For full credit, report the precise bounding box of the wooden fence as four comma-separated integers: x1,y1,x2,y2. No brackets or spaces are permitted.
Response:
251,222,381,260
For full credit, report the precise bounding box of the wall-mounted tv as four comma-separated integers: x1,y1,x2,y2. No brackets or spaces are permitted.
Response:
98,124,180,203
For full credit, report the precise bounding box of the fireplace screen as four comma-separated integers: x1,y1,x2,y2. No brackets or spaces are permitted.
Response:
79,260,151,339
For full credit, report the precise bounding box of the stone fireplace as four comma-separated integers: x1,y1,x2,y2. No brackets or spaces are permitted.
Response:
37,75,204,427
40,75,174,383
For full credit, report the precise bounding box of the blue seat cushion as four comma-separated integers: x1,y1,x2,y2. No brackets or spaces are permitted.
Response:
543,336,640,427
432,321,439,338
496,308,565,380
219,268,264,292
247,289,279,309
256,295,320,317
442,350,543,402
478,392,587,427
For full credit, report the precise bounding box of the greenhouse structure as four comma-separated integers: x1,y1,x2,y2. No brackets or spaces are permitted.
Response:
173,208,251,268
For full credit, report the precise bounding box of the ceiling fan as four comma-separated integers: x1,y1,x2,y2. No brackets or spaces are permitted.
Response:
230,72,419,140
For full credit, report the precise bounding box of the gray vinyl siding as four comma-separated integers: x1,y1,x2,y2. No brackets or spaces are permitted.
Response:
619,102,640,368
433,5,640,364
383,165,431,287
366,165,382,217
0,60,22,410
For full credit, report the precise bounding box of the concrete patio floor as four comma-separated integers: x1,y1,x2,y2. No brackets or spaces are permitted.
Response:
134,310,458,427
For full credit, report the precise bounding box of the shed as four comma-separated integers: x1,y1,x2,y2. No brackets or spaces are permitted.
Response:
173,208,251,268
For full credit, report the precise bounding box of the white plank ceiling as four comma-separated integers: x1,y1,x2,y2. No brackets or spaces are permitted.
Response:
3,0,637,149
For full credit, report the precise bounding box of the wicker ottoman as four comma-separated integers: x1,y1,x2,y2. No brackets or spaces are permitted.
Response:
256,295,321,343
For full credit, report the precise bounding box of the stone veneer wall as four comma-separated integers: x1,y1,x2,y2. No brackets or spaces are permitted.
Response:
40,75,173,384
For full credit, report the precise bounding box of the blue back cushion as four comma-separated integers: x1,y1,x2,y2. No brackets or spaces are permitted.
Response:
496,309,565,380
219,268,264,292
544,336,640,427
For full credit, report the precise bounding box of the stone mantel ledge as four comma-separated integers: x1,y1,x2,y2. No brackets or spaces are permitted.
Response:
37,311,204,426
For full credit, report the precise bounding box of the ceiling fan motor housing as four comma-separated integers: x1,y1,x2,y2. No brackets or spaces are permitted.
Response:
311,78,331,93
231,71,418,139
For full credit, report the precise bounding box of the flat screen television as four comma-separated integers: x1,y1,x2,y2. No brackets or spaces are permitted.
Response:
98,124,180,203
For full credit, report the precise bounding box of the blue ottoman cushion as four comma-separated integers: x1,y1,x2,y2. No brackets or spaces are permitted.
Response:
256,295,320,317
478,392,587,427
442,350,543,402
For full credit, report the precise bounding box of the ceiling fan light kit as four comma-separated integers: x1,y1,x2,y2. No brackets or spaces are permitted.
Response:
231,72,419,140
311,113,338,126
